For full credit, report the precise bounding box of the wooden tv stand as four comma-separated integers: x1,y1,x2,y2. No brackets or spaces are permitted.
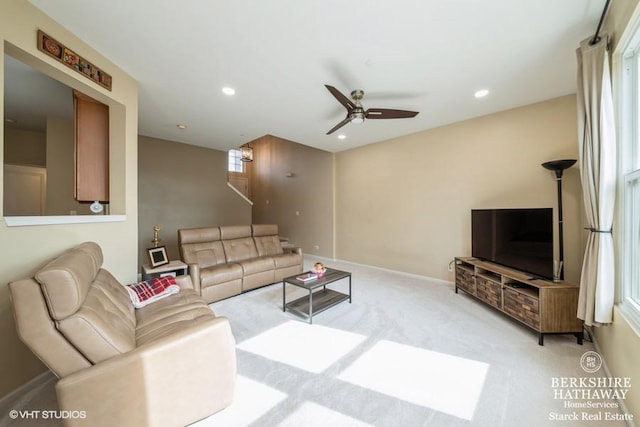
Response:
454,257,583,345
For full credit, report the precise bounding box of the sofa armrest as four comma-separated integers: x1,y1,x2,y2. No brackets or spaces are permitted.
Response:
174,274,194,290
55,316,236,427
186,263,201,293
283,246,302,256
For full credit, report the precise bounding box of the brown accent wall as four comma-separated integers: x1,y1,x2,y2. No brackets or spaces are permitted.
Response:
249,135,334,258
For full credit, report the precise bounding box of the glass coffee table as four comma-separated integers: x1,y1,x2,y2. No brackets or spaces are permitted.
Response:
282,268,352,323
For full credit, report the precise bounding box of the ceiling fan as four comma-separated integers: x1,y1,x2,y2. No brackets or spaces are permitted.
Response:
325,85,419,135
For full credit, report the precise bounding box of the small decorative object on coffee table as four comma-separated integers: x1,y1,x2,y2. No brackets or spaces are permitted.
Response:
311,262,326,277
296,272,318,282
283,267,351,324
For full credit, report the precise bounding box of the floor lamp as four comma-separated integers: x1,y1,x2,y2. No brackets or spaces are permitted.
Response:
542,159,576,281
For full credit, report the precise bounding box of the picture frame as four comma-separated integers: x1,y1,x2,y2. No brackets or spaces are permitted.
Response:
147,246,169,268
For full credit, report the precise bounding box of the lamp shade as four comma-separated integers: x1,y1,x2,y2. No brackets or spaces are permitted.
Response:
542,159,576,178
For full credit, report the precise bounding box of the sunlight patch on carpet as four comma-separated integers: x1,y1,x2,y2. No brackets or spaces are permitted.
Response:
237,320,367,373
277,401,375,427
193,375,286,426
338,340,489,420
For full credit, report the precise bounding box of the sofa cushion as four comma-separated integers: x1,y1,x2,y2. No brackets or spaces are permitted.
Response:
178,226,221,244
222,237,259,263
135,289,206,328
238,257,275,275
35,242,103,321
273,252,303,269
135,290,216,346
252,224,278,237
183,241,227,268
219,225,252,240
57,269,136,363
200,263,243,287
254,235,284,257
136,311,217,346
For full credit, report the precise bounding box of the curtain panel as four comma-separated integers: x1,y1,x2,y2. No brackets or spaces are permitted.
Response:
575,34,616,327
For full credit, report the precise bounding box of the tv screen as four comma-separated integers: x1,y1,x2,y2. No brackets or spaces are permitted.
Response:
471,208,553,279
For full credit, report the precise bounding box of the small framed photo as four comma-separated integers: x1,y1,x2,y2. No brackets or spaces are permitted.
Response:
147,246,169,268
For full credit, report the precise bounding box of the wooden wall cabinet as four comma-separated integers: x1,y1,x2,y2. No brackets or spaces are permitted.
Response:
73,90,109,203
454,257,583,345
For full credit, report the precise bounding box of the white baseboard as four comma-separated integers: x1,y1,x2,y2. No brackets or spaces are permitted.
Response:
302,253,453,286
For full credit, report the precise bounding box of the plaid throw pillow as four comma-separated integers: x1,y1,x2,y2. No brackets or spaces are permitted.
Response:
126,276,180,308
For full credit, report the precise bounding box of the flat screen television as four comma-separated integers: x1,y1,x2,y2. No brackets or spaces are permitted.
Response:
471,208,553,279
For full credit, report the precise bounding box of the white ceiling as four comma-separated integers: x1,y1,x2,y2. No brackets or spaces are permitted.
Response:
25,0,606,153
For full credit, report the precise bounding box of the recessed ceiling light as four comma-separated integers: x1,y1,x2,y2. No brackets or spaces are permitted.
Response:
474,89,489,98
338,134,346,140
222,87,236,96
177,124,187,130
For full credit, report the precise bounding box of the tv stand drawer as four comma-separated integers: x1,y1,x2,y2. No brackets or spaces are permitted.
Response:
455,265,475,295
503,287,540,328
476,276,502,309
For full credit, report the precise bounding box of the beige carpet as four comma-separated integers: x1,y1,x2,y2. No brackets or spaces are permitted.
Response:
0,259,629,427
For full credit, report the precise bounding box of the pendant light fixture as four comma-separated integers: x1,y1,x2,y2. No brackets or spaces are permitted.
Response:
240,143,253,162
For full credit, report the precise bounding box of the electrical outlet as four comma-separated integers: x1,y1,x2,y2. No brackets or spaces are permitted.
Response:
314,245,320,250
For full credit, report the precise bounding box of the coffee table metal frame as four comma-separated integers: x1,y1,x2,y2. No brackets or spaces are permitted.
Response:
282,268,352,323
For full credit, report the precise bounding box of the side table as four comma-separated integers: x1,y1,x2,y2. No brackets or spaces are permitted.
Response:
141,260,188,280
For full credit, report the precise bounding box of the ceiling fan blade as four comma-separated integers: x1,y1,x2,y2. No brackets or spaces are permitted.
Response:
325,85,355,110
365,108,419,119
326,116,351,135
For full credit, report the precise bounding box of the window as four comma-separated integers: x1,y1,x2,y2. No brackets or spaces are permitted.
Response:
617,11,640,332
228,149,244,173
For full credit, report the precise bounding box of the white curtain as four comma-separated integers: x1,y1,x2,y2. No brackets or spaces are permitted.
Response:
576,34,616,326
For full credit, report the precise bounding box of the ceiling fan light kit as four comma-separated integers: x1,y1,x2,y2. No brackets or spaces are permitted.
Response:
325,85,419,135
350,111,365,124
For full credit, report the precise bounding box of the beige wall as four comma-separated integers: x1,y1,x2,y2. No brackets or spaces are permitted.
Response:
593,0,640,420
250,135,334,258
138,136,252,265
336,95,582,283
0,0,138,397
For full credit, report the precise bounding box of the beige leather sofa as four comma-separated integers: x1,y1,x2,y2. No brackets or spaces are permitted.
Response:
178,224,303,303
9,242,236,427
